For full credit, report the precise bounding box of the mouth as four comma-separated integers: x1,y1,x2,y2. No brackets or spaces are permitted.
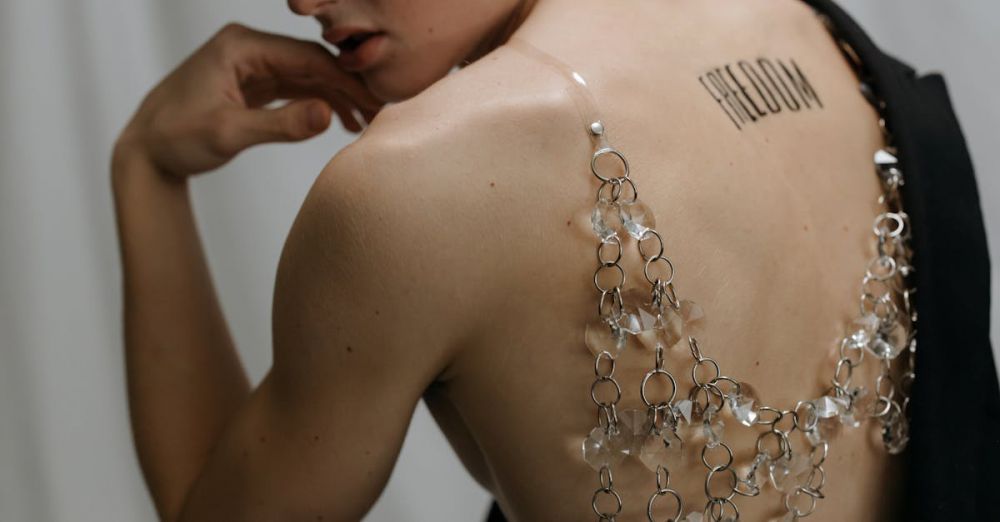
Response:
323,28,387,72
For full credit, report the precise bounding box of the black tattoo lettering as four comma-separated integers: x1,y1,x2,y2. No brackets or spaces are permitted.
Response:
738,60,781,114
726,64,768,118
699,57,822,130
779,59,823,109
699,75,743,130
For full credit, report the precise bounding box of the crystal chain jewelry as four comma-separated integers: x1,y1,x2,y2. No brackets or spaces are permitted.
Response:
573,11,916,522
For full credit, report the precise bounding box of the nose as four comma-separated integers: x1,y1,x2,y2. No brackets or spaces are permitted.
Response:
287,0,321,15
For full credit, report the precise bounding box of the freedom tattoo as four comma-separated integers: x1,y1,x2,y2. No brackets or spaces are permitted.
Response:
699,58,823,130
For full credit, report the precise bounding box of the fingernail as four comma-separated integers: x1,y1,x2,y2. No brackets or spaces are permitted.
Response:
307,103,327,131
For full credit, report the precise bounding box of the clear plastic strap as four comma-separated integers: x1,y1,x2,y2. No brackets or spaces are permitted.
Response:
504,36,611,148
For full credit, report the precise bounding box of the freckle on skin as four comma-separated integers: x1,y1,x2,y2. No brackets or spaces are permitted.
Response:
489,181,495,187
374,309,380,315
427,27,434,34
242,449,249,457
803,224,809,231
313,435,320,442
346,345,353,353
566,220,571,226
259,436,267,443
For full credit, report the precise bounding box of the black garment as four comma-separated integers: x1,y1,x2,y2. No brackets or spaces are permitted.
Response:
486,1,1000,520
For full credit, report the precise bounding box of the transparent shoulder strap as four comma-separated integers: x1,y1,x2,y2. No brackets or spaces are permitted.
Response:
503,36,613,150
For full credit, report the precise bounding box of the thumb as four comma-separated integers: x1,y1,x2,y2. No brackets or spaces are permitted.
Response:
227,99,332,150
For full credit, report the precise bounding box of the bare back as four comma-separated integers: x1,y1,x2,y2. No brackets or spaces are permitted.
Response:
360,0,901,519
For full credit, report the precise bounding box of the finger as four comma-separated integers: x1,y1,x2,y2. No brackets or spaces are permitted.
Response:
329,99,363,133
222,25,383,111
217,98,332,152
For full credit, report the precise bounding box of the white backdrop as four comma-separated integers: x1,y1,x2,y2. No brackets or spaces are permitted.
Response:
0,1,995,521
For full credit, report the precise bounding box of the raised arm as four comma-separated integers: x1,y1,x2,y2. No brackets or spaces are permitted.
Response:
111,23,382,520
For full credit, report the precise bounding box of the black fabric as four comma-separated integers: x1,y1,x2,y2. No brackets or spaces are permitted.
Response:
486,1,999,520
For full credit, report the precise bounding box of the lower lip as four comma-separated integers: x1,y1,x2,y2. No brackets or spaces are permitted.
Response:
331,33,387,72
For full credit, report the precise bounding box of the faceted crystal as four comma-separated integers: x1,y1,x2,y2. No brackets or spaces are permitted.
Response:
745,452,771,489
882,410,910,455
613,308,642,336
840,409,861,429
582,426,626,471
806,415,843,446
848,386,876,418
701,411,725,448
618,199,656,240
868,321,907,360
868,335,904,360
845,328,870,350
874,148,899,167
728,395,759,427
769,513,797,522
591,201,623,241
678,300,706,338
638,429,685,473
853,313,880,334
813,396,843,419
672,399,695,425
621,288,660,349
769,453,811,493
657,308,684,349
584,318,627,358
681,513,704,522
618,409,653,456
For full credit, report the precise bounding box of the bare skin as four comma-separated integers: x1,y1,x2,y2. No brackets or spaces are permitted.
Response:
113,0,902,520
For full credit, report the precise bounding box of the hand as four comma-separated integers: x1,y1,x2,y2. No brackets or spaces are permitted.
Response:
115,22,383,179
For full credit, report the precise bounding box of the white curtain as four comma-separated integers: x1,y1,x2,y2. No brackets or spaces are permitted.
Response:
0,1,995,520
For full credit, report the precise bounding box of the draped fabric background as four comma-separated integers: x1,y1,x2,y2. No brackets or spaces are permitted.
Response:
0,1,995,520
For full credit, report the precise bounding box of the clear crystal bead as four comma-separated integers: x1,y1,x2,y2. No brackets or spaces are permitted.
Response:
584,318,627,358
681,513,704,522
769,453,811,493
849,386,876,418
768,513,797,522
591,201,623,241
845,328,870,350
728,395,758,427
617,310,643,336
639,429,685,472
854,313,880,333
582,426,626,471
701,409,725,448
746,452,771,489
672,399,694,425
657,307,684,348
618,199,656,240
621,288,661,349
813,396,843,419
806,415,842,446
618,409,653,456
840,409,861,429
678,300,706,338
868,335,904,360
868,320,907,360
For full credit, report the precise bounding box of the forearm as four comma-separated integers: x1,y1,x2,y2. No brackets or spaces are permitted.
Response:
111,137,251,521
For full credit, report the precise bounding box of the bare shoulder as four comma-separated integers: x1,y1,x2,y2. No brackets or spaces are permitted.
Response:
303,47,591,367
